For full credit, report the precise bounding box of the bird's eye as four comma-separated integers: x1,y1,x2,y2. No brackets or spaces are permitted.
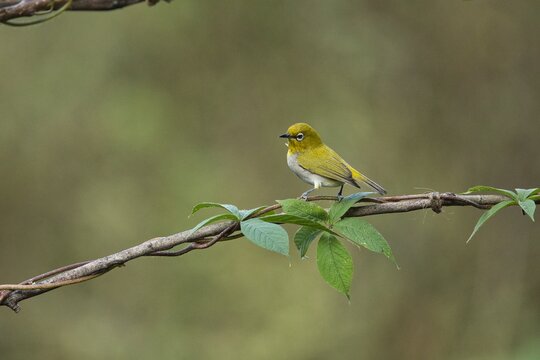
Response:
296,133,304,141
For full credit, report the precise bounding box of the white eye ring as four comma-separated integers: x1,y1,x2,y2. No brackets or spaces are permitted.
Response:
296,133,304,141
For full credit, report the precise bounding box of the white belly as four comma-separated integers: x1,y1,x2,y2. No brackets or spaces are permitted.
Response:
287,153,342,188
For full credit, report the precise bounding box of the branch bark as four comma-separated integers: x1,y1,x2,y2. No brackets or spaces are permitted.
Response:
0,192,526,312
0,0,167,22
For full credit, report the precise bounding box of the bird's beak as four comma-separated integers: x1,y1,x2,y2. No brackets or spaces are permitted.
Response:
279,133,291,139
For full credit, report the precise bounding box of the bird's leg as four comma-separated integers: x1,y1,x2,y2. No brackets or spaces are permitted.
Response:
300,188,315,200
336,185,344,201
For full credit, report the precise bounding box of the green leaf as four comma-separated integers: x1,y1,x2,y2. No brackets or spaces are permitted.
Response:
334,218,397,267
189,213,238,236
467,200,515,242
191,202,241,219
530,195,540,201
294,226,322,258
518,199,536,222
465,186,517,201
328,192,374,225
238,206,267,220
240,218,289,256
259,214,338,235
516,188,540,202
277,199,328,223
317,233,353,299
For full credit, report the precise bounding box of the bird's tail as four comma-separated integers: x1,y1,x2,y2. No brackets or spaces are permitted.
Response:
353,172,387,195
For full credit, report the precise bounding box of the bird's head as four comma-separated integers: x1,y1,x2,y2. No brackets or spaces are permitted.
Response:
279,123,323,152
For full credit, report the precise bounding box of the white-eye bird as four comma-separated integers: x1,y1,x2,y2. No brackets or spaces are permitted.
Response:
280,123,386,199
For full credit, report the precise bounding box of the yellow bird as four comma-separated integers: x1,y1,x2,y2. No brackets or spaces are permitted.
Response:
280,123,386,199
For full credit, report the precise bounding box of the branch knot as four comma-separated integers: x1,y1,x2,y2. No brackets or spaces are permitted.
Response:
429,192,443,214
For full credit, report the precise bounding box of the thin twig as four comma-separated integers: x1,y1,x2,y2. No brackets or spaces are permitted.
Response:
20,260,91,284
0,274,101,290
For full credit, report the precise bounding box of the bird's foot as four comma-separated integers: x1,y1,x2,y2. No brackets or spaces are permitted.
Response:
299,188,316,201
336,185,344,201
300,190,313,200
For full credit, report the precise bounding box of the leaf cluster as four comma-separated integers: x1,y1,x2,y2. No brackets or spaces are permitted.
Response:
465,186,539,242
190,193,397,298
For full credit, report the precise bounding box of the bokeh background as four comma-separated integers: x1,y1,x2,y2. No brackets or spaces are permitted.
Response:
1,1,539,359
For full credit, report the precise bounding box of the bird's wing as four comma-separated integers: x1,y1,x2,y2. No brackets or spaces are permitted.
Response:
296,145,358,187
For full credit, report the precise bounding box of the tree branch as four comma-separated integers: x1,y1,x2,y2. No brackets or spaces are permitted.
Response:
0,192,528,312
0,0,168,23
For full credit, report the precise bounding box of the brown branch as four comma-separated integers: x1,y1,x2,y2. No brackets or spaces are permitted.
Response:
0,192,528,313
0,0,169,23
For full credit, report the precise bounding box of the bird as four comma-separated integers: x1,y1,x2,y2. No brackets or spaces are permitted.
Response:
280,123,386,199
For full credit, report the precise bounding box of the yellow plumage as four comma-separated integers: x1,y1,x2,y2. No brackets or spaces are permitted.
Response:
280,123,386,198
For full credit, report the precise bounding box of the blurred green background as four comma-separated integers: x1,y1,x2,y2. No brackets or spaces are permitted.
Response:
1,1,539,359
